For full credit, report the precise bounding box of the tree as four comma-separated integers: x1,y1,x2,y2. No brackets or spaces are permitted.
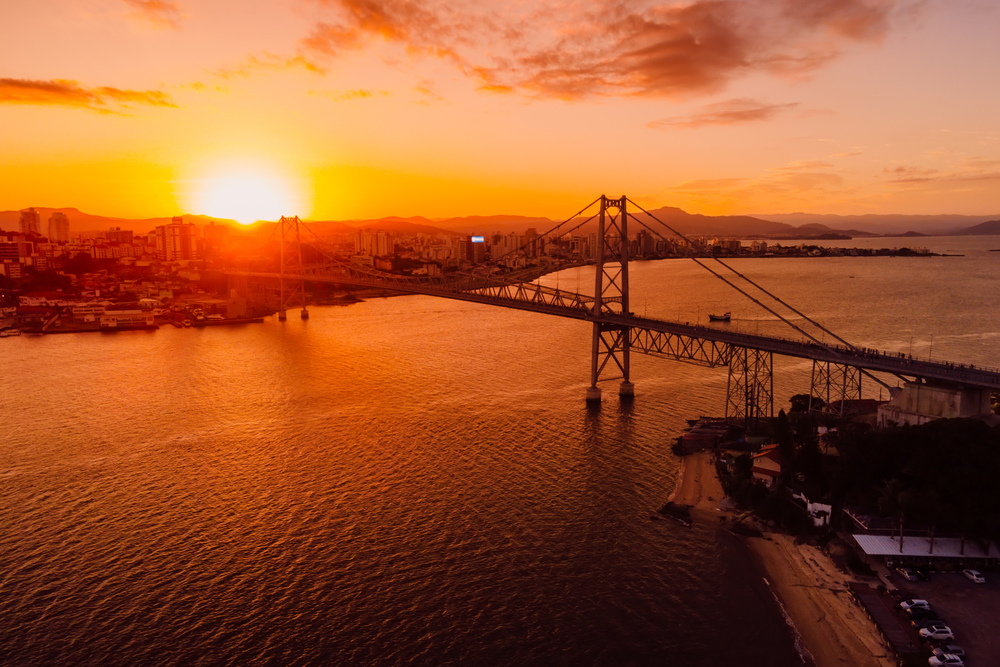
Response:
877,478,912,551
775,409,795,481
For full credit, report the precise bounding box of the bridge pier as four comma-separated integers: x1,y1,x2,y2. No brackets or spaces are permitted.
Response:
278,309,287,321
300,308,309,319
586,385,602,402
619,380,634,398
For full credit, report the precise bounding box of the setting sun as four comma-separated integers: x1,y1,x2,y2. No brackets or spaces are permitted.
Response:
194,170,303,224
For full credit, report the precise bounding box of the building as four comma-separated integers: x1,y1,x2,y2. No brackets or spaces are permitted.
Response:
19,208,41,236
354,230,393,257
750,444,784,487
465,235,486,263
106,227,133,244
100,310,155,329
48,212,70,242
877,382,992,428
154,217,199,261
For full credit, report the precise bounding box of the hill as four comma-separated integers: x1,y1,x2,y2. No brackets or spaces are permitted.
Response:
750,212,1000,236
952,220,1000,236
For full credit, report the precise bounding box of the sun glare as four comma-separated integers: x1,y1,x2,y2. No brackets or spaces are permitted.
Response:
195,170,303,224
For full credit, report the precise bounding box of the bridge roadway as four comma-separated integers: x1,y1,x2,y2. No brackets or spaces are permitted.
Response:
228,269,1000,391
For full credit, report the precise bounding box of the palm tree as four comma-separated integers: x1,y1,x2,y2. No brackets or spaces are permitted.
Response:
878,479,912,552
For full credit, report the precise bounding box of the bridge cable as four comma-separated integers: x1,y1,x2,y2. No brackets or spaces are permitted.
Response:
487,197,601,264
624,197,857,349
623,200,898,389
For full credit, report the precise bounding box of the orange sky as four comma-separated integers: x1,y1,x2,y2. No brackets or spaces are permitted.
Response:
2,0,999,221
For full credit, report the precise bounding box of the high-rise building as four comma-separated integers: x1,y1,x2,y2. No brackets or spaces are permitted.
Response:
107,227,133,244
47,212,70,242
154,217,199,261
354,230,393,256
19,208,41,236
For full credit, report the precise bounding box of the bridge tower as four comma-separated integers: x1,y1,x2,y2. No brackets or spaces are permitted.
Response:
809,361,861,416
726,347,774,425
278,215,309,321
587,195,632,402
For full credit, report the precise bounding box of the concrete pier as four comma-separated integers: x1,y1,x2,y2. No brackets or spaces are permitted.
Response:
300,308,309,319
586,386,602,402
278,310,287,321
619,381,634,397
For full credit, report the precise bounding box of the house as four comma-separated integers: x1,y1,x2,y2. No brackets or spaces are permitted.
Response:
751,444,784,487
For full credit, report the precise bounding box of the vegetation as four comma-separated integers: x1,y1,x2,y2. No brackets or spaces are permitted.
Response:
719,396,1000,544
833,418,1000,543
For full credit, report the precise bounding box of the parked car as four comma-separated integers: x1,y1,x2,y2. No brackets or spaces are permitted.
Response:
932,646,965,659
900,599,931,610
915,566,932,580
927,655,964,667
912,617,947,629
962,569,985,583
906,606,938,618
897,567,919,581
919,625,954,641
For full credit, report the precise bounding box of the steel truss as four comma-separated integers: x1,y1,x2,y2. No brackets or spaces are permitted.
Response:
630,328,731,367
278,216,309,320
589,196,631,400
726,347,774,424
809,361,862,416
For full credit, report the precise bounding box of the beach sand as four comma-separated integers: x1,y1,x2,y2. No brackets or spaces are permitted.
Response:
668,450,725,510
669,451,894,667
746,534,895,667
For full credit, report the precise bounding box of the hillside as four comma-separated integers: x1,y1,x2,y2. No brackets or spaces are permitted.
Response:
751,212,1000,236
953,220,1000,236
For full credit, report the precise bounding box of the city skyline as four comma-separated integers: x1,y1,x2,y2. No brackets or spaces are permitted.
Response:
3,0,1000,222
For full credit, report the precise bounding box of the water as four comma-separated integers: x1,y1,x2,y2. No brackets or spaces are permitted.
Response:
1,236,997,666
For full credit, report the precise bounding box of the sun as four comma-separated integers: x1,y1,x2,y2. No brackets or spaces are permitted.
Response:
195,169,303,224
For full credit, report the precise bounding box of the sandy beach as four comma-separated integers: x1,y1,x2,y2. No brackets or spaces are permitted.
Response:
670,450,894,667
668,450,725,510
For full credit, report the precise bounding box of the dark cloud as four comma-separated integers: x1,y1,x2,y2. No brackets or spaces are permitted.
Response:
0,78,176,113
648,99,798,129
296,0,915,99
123,0,182,29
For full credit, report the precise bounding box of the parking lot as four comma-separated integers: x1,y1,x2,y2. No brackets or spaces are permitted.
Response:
891,570,1000,665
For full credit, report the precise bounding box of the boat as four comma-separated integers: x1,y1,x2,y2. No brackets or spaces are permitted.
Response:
0,329,22,337
708,312,731,322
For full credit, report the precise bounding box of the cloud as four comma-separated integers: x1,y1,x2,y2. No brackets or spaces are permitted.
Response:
648,99,798,129
213,53,326,79
884,162,1000,185
309,88,389,101
0,78,177,113
123,0,182,29
293,0,917,99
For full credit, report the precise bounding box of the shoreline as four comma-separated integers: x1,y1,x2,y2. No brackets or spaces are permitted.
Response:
669,448,894,667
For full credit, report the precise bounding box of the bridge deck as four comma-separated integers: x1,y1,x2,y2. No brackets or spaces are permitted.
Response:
227,269,1000,391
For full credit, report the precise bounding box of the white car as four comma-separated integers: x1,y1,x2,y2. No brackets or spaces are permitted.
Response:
919,625,954,641
932,646,965,658
962,569,985,583
900,599,931,610
928,655,964,667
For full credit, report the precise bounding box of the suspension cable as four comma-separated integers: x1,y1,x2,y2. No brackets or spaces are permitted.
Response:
625,197,857,350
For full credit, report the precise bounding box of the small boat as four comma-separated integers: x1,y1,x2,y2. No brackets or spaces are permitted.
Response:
709,312,731,322
0,329,22,337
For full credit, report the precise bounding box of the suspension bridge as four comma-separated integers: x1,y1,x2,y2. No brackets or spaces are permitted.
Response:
225,195,1000,421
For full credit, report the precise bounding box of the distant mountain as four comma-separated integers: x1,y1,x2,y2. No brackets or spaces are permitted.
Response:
7,204,998,241
750,212,1000,236
952,220,1000,236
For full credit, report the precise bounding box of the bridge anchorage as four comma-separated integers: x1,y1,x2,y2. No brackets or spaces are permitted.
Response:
226,194,1000,422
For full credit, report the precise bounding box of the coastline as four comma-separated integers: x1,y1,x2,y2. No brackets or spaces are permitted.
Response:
669,449,894,667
